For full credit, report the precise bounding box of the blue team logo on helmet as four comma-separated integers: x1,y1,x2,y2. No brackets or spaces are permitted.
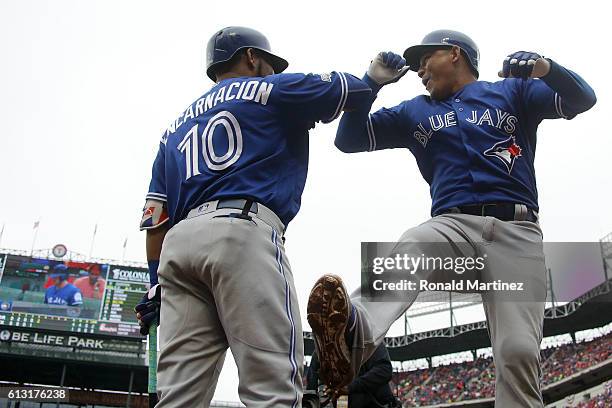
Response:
484,136,523,174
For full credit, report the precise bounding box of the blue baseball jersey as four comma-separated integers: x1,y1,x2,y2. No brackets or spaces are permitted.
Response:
146,72,370,227
44,284,83,306
339,75,588,216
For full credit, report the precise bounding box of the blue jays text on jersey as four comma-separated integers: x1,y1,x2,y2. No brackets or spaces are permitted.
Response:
146,72,371,227
44,284,83,306
336,60,596,216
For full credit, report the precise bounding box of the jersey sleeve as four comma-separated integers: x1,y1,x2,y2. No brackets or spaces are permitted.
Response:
70,289,83,306
517,60,597,123
517,78,565,122
336,98,412,153
272,72,371,124
145,139,167,203
368,102,412,150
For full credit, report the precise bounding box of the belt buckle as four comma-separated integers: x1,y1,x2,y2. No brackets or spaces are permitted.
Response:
481,203,496,217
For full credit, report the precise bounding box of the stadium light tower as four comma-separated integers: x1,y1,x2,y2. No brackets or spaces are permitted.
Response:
600,232,612,281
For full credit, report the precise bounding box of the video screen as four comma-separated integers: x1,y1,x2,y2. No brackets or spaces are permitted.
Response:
0,253,149,337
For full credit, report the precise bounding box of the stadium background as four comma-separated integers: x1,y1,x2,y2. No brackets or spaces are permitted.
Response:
0,233,610,407
1,2,611,405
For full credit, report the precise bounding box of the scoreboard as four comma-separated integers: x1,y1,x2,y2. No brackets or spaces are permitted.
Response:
100,280,145,323
0,254,148,338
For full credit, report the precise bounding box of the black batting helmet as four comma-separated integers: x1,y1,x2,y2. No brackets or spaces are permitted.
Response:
403,29,480,78
205,26,288,82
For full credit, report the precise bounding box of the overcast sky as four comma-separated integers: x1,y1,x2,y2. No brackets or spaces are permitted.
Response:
1,0,610,402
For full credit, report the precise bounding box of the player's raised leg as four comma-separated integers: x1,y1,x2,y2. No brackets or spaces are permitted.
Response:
308,214,485,391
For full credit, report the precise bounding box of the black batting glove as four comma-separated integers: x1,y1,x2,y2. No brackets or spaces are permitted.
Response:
134,284,161,335
500,51,542,79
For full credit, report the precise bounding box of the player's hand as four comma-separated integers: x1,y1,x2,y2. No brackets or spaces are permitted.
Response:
134,284,160,335
367,51,409,86
321,385,348,406
319,385,334,406
498,51,551,79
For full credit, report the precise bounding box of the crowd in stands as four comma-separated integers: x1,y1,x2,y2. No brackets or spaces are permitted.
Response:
542,334,610,385
573,381,611,407
391,333,610,406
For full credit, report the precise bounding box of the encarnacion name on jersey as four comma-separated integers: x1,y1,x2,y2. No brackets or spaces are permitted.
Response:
163,80,274,141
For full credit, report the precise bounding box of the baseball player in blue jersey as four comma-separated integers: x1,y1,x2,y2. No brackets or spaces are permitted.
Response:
44,264,83,307
134,27,371,407
307,30,596,407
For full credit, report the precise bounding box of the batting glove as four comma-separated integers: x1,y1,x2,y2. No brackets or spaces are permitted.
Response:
498,51,551,79
134,284,160,335
367,51,409,86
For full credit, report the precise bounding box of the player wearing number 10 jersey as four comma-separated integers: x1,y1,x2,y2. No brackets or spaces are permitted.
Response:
146,46,370,227
139,27,371,407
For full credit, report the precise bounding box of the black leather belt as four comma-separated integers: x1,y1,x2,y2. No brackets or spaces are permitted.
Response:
217,198,258,214
437,203,538,222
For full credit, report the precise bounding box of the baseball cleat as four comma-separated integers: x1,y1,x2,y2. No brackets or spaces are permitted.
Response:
307,274,352,390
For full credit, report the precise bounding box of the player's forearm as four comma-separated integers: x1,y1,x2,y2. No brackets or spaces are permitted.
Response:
146,224,169,262
335,112,371,153
541,60,597,116
335,76,378,153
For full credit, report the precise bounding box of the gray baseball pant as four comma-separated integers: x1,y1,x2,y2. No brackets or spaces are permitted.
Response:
156,201,303,408
350,213,547,407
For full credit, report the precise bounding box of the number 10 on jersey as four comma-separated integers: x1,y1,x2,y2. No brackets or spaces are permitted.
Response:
178,110,243,179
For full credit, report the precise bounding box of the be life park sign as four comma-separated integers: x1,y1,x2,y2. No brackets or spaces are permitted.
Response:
0,329,104,348
0,327,142,353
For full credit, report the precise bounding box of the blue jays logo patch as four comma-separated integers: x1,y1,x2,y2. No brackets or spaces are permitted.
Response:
484,136,522,174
